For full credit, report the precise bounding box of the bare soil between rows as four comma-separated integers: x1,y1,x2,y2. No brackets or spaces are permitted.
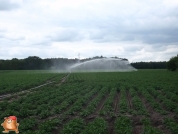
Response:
53,89,174,134
2,79,175,134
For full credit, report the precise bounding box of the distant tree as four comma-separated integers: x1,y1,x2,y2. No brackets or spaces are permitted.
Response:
167,55,178,71
122,58,128,61
131,61,167,69
24,56,43,70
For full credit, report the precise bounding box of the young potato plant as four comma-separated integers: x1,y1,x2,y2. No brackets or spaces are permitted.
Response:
66,87,99,115
142,118,163,134
164,118,178,134
61,118,85,134
140,87,166,114
81,117,108,134
114,116,132,134
80,87,108,117
119,87,129,113
100,88,117,116
0,71,65,94
38,118,61,133
131,89,148,115
19,117,38,131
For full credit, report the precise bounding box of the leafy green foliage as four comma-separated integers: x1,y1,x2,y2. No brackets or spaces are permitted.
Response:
61,118,84,134
119,87,129,113
142,118,163,134
0,70,177,133
81,118,108,134
19,118,38,131
114,116,132,134
167,55,178,71
100,88,117,115
39,119,61,133
164,118,178,134
131,91,147,115
0,71,66,94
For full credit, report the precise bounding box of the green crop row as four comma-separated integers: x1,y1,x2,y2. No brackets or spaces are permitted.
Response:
65,86,100,115
119,87,129,113
61,117,108,134
164,118,178,134
80,87,109,117
142,118,163,134
130,88,148,115
0,71,66,94
99,88,117,116
139,87,166,114
114,116,133,134
81,117,108,134
0,70,177,133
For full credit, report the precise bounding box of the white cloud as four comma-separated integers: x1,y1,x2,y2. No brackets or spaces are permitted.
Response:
0,0,178,61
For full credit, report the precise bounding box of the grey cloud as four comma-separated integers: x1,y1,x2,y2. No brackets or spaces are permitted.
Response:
0,35,25,41
121,35,135,41
130,27,178,44
89,20,178,44
49,30,83,42
0,0,178,61
0,0,20,11
85,4,178,44
141,34,178,44
124,46,143,52
9,37,25,41
0,35,5,38
29,41,51,47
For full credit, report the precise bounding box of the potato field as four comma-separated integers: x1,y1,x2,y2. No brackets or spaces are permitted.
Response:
0,70,178,134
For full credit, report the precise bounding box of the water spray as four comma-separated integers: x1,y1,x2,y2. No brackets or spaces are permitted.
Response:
68,57,137,73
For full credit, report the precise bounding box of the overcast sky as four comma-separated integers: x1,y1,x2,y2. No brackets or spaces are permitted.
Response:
0,0,178,62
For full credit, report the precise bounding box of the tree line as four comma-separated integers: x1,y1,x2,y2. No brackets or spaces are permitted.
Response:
0,56,77,70
0,55,177,71
130,62,167,69
167,54,178,71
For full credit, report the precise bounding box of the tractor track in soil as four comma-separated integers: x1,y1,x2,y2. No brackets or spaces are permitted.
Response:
114,91,120,115
126,90,132,109
107,116,116,134
138,93,153,114
108,91,120,134
95,93,109,114
133,125,143,134
0,74,70,101
56,73,70,85
0,81,55,100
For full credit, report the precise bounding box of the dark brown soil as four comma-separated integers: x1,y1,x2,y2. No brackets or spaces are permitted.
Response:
94,94,109,115
127,90,132,109
138,94,173,134
76,93,99,117
56,74,70,86
107,116,116,134
3,76,175,134
114,91,120,115
133,125,143,134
